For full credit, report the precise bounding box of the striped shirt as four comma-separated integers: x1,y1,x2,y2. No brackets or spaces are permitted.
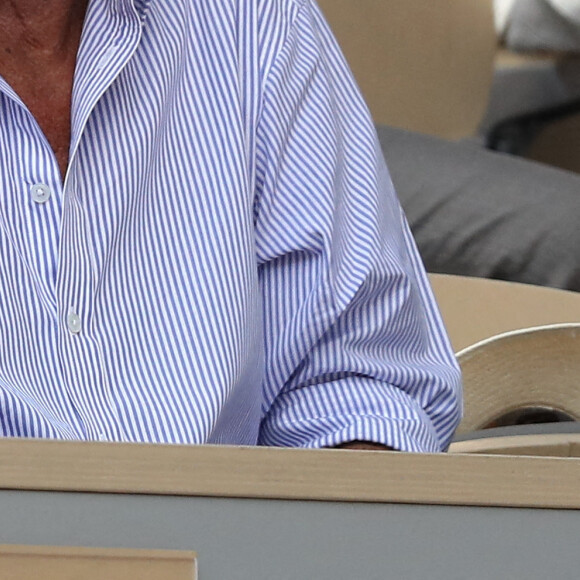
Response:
0,0,461,451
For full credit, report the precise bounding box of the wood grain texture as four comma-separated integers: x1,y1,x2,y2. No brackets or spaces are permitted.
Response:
449,433,580,457
0,545,197,580
0,439,579,510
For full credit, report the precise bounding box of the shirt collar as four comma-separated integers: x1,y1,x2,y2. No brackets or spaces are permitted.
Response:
132,0,151,20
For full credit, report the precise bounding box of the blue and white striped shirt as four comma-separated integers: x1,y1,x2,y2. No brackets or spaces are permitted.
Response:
0,0,461,451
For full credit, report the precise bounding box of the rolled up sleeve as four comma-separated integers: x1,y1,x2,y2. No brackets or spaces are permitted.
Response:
254,0,462,452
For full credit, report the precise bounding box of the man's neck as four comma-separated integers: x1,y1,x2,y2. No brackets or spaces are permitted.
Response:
0,0,91,179
0,0,89,61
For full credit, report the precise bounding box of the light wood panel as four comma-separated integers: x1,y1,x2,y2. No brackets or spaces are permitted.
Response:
318,0,496,138
0,545,197,580
0,439,579,510
429,273,580,352
450,433,580,457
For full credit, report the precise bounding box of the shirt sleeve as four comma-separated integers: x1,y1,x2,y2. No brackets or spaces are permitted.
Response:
253,0,462,452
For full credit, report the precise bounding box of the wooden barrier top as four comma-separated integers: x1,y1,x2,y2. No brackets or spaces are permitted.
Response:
0,439,579,510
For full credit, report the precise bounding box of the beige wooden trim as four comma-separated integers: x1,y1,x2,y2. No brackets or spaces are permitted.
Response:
1,439,580,510
449,433,580,457
0,545,197,580
0,545,196,561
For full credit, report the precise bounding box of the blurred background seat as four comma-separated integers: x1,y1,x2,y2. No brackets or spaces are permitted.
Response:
483,0,580,173
319,0,580,174
319,1,580,292
317,0,497,140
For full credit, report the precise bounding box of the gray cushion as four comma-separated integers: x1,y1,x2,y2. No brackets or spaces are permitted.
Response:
377,125,580,291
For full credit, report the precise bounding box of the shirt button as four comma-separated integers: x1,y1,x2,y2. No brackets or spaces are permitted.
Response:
31,183,52,204
67,311,82,334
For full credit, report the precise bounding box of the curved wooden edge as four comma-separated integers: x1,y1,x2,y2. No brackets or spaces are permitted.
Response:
456,321,580,358
449,433,580,457
0,439,580,510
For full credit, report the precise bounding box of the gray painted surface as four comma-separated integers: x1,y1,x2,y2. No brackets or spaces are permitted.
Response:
1,490,579,579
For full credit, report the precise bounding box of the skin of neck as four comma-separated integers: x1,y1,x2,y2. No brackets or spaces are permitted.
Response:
0,0,89,60
0,0,91,179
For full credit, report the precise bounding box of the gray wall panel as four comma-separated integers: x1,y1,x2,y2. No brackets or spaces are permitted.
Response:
0,490,579,579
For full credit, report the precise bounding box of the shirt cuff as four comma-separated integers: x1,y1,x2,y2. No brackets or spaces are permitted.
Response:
258,377,450,453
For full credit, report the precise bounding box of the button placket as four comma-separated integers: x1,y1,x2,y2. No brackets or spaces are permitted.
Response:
60,175,86,338
56,176,121,438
